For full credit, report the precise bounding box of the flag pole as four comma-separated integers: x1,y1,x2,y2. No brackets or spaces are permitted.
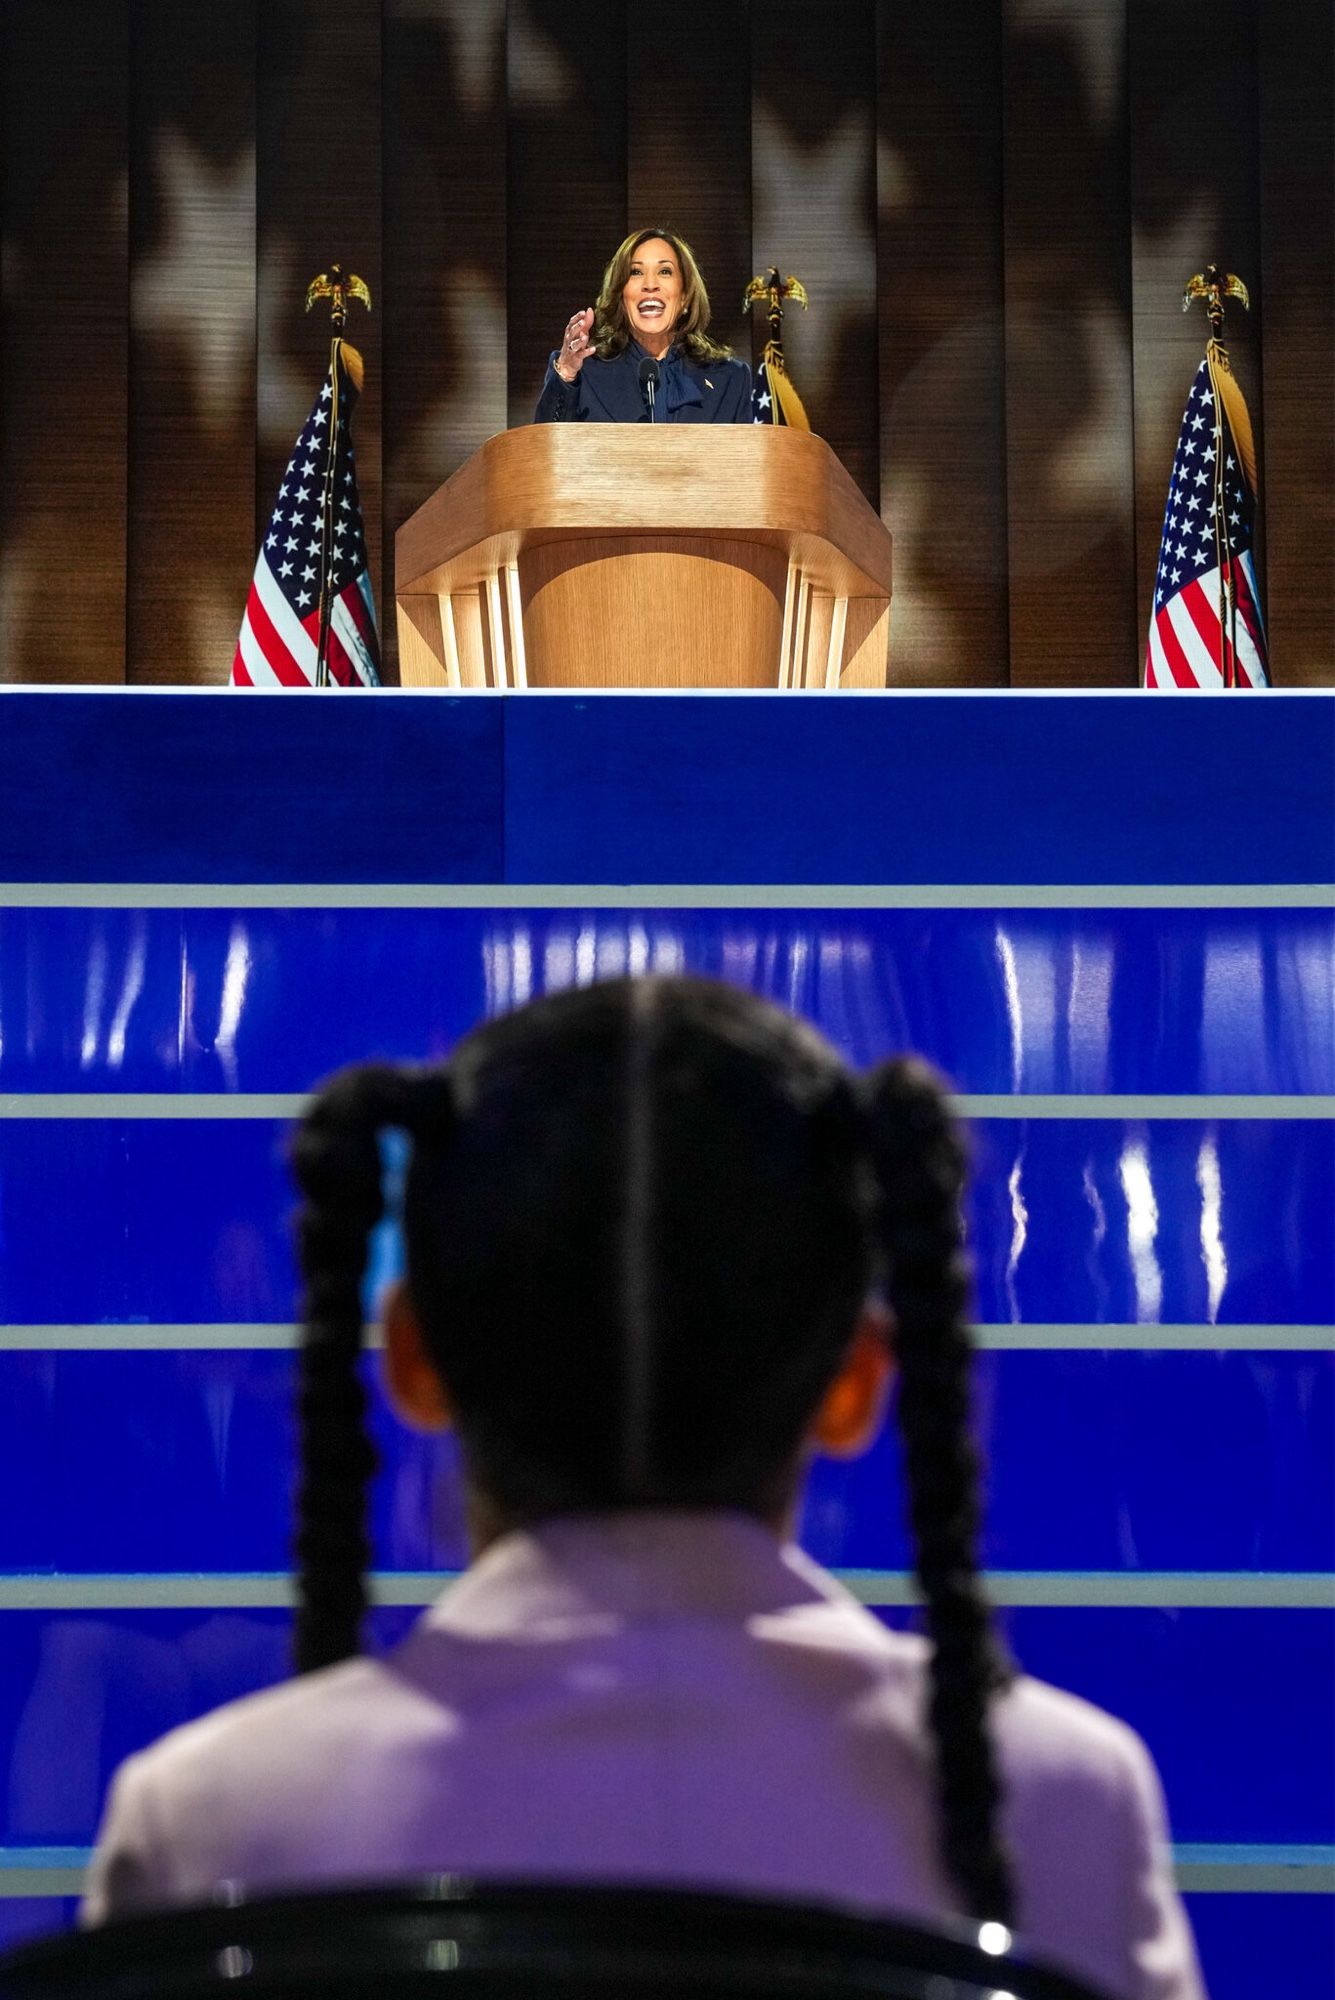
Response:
744,268,810,428
1183,266,1251,689
304,264,372,687
315,330,342,690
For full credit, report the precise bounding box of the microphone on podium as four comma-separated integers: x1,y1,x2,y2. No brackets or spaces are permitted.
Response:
638,357,660,423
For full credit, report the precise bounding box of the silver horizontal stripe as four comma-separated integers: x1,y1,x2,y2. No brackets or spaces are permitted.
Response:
0,882,1331,911
976,1323,1335,1352
1,1092,1330,1121
1172,1845,1335,1894
959,1094,1333,1120
1,1846,1332,1900
838,1572,1335,1609
1,1572,1329,1611
2,1323,1329,1353
0,1094,311,1120
0,1324,319,1351
0,1866,87,1897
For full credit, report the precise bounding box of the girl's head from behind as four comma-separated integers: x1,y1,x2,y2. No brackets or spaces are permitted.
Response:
292,973,1011,1923
400,976,870,1521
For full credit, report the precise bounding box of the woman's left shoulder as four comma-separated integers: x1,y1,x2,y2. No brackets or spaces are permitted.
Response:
684,347,744,374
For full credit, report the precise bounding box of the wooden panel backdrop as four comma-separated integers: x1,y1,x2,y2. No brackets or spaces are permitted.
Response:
1,0,129,684
126,0,257,686
1,0,1330,686
877,4,1007,684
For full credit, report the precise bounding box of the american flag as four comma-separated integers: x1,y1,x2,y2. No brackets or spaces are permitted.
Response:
752,358,784,424
1144,355,1268,689
231,342,380,687
751,355,809,430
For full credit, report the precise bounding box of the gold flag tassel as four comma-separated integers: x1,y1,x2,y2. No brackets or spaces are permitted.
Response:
1204,336,1257,495
305,265,372,686
1184,267,1255,689
744,269,811,430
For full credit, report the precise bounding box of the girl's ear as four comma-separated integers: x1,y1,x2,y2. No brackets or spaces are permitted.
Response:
381,1278,454,1434
809,1304,895,1458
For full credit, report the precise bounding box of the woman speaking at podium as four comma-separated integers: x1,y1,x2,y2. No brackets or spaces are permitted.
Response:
536,227,753,424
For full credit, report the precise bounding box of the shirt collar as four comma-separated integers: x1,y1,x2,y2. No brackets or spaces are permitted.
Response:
422,1511,852,1638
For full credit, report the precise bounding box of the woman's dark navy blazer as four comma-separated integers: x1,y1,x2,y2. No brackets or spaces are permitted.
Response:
535,343,753,424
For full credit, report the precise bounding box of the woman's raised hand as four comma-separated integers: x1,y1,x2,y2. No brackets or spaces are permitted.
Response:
554,307,594,381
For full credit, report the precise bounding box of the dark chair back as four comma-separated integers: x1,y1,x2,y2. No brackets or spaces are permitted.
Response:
0,1880,1115,1999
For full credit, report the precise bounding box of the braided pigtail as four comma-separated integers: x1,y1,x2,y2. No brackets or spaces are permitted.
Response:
863,1059,1015,1928
290,1063,448,1674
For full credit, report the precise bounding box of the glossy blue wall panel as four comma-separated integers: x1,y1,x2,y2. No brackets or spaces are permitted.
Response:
1,1116,1329,1326
2,1349,1329,1576
0,1609,1327,1849
2,905,1332,1097
1186,1895,1335,2000
0,912,186,1094
989,1609,1335,1845
967,1119,1335,1326
0,1902,80,1951
0,1123,296,1324
0,1355,456,1574
805,1350,1335,1573
0,1608,418,1848
0,692,1330,888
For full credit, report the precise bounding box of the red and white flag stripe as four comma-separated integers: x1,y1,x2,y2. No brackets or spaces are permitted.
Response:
233,564,318,687
232,561,378,688
1145,554,1267,690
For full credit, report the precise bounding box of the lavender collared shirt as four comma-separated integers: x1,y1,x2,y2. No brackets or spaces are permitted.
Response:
84,1513,1205,2000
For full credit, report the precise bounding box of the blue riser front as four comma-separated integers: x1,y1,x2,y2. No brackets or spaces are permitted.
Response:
0,1349,1329,1575
0,1609,1326,1849
982,1609,1334,1843
0,1117,1330,1325
1,906,1331,1096
2,693,1329,888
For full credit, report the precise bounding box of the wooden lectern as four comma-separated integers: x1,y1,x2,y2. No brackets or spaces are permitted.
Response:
394,427,893,690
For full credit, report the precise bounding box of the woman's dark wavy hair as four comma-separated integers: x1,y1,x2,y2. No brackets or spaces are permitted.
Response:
291,975,1014,1926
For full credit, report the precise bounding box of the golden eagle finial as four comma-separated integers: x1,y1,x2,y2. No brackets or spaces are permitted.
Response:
305,263,373,329
1182,265,1249,335
744,268,809,318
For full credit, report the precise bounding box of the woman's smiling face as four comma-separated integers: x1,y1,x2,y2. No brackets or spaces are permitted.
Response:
622,238,683,356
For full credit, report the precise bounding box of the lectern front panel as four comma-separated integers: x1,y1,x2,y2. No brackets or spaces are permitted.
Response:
520,536,787,689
